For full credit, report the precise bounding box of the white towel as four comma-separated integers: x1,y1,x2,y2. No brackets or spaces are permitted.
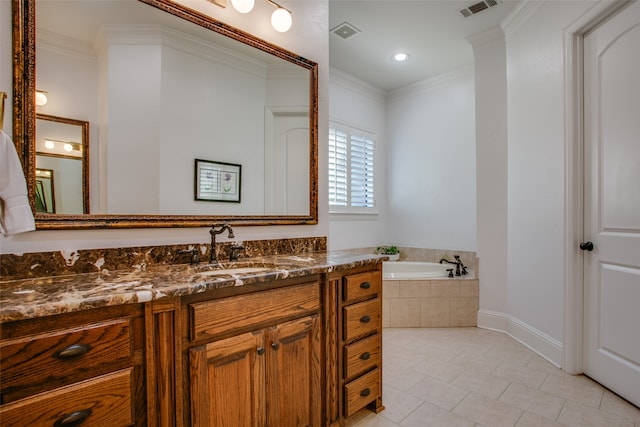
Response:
0,130,36,236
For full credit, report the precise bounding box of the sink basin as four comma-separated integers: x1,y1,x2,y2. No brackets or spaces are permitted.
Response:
197,267,273,277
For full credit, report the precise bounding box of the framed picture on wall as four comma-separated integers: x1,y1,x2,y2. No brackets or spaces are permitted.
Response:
194,159,241,203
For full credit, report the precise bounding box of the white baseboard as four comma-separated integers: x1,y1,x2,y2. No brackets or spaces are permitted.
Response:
477,309,563,368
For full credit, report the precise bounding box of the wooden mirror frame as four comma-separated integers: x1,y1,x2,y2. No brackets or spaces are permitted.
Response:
35,113,90,215
12,0,318,229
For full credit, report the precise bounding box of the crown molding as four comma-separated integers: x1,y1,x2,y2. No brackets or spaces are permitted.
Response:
387,65,474,103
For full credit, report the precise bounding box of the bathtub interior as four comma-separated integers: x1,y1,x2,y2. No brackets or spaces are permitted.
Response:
383,261,453,279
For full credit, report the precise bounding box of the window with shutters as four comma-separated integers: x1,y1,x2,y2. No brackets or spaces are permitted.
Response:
328,123,376,213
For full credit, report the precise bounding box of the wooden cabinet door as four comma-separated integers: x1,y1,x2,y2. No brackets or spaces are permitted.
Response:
265,315,321,427
189,331,265,427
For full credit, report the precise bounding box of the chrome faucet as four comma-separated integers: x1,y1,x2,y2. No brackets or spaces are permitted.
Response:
209,223,235,264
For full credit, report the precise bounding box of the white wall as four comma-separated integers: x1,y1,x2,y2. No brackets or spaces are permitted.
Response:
502,0,598,362
469,28,509,323
386,67,477,252
328,68,388,251
0,0,329,254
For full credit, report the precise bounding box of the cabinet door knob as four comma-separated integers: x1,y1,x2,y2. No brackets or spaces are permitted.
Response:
54,344,90,360
54,409,92,426
360,351,371,360
257,347,265,355
271,342,280,350
360,388,371,397
360,281,371,289
360,315,371,323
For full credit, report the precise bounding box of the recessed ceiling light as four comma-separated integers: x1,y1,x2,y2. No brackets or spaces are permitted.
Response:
392,52,409,62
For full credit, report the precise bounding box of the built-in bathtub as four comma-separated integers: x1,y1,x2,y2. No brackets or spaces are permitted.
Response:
382,261,479,328
383,261,452,279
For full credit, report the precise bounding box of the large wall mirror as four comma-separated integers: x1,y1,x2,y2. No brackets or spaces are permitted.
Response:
13,0,318,229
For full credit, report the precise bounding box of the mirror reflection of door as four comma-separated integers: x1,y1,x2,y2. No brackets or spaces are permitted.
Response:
35,168,55,213
35,114,89,214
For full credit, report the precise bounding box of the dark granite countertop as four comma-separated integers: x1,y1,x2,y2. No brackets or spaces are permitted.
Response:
0,252,385,323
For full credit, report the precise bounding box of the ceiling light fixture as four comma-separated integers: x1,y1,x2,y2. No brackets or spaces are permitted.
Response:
211,0,292,32
231,0,254,13
269,2,292,33
392,53,410,62
35,90,48,106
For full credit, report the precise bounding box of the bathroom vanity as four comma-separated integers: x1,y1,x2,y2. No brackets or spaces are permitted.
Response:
0,253,384,426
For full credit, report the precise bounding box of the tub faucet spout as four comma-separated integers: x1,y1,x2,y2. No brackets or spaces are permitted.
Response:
439,255,467,276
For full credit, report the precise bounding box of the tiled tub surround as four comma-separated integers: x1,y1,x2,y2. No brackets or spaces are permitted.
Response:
0,236,326,280
0,249,382,322
370,246,479,328
336,246,478,274
383,277,479,328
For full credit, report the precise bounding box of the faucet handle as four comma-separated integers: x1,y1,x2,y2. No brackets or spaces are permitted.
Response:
229,244,244,262
178,248,200,265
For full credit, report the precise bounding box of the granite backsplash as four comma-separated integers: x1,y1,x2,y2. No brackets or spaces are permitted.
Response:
0,236,327,281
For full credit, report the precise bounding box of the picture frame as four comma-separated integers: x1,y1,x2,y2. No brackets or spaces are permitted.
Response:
194,159,241,203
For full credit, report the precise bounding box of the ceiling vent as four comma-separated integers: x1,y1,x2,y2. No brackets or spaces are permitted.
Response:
331,22,361,40
459,0,500,17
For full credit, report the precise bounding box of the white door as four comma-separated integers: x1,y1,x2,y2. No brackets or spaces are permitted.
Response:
583,0,640,407
264,110,309,215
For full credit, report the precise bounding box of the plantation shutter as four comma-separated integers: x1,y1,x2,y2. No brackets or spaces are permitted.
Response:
350,134,374,208
329,124,375,211
329,127,348,206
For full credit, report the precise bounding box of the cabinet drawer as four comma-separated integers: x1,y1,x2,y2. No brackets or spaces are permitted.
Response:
344,369,380,418
190,281,320,341
0,368,134,427
343,271,381,304
344,333,380,381
0,319,132,398
343,299,380,342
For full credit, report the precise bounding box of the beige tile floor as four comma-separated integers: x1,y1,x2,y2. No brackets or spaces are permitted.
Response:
347,328,640,427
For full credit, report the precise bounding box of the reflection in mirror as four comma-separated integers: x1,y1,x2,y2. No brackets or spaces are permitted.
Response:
35,114,89,214
13,0,318,229
35,168,55,213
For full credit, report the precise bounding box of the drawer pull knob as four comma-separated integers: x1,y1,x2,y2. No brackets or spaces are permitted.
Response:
54,409,92,426
271,342,280,350
257,347,265,355
360,315,371,323
360,388,371,397
360,281,371,289
54,344,90,360
360,352,371,360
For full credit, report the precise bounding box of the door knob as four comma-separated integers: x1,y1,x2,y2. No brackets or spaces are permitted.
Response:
580,241,594,251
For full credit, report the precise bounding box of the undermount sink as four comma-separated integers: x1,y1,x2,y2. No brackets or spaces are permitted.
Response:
193,261,283,277
197,266,273,277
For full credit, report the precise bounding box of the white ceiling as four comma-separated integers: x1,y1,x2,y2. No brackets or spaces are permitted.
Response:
329,0,520,91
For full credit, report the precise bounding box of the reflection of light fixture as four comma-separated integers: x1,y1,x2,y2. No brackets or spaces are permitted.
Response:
215,0,292,32
35,90,48,106
41,138,82,153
